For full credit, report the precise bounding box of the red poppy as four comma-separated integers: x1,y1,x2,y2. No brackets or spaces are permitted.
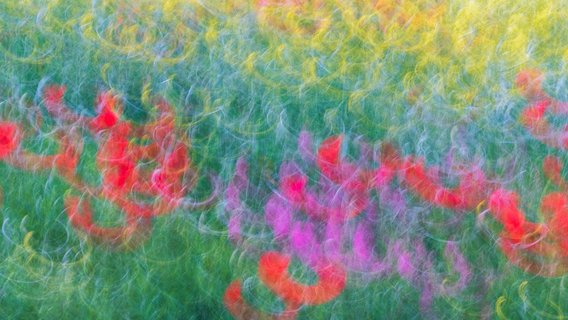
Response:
150,169,184,201
31,88,206,246
543,155,568,190
401,157,488,210
148,98,176,144
488,189,530,242
162,141,190,175
316,135,343,183
541,193,568,253
54,134,82,174
487,189,568,276
43,85,82,123
0,128,80,173
373,142,399,188
279,172,367,220
519,100,550,137
0,122,21,159
89,91,121,132
515,69,546,101
257,251,346,306
144,141,190,200
317,137,361,189
520,100,568,149
223,280,298,320
499,236,568,277
43,85,67,115
316,136,401,192
279,173,330,220
96,123,138,193
516,69,568,150
223,281,257,320
64,195,152,248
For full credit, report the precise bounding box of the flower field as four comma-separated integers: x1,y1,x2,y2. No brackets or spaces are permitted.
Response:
0,0,567,318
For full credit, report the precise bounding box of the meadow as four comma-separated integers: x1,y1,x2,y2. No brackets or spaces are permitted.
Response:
0,0,567,319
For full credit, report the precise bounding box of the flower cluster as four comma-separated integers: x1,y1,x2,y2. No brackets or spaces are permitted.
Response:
224,131,474,318
0,85,218,249
518,69,568,150
480,69,568,276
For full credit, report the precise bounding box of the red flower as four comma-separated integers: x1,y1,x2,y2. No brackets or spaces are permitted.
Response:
162,142,190,175
401,157,488,211
0,122,21,159
43,85,67,114
516,69,568,150
279,171,367,220
42,85,82,123
541,193,568,252
54,134,82,174
96,123,137,193
487,189,568,276
402,157,458,208
280,173,307,204
316,135,343,183
373,142,399,188
499,237,568,277
147,141,190,200
223,280,298,320
515,69,545,101
257,251,346,306
519,100,550,137
543,155,568,190
150,169,184,201
488,189,528,241
223,281,253,320
315,135,381,194
90,91,122,132
64,195,152,248
149,98,176,144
